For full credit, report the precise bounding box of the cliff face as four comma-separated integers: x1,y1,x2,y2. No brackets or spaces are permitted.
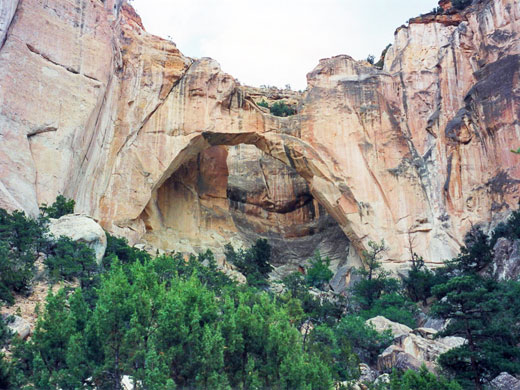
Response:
0,0,519,272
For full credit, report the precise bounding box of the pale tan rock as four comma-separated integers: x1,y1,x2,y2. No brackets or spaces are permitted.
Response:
1,0,519,273
2,314,31,340
48,214,107,263
375,317,465,372
377,345,424,372
366,316,412,339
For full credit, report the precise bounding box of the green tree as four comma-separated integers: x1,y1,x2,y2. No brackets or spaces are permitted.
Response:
225,239,273,288
352,240,399,310
257,99,269,108
402,253,435,305
269,101,296,117
335,315,392,366
305,251,334,290
0,209,47,303
39,195,75,219
91,263,133,390
102,233,151,270
45,237,98,288
433,275,520,389
361,293,418,328
389,366,462,390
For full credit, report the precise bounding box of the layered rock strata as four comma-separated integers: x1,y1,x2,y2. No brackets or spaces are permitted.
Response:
0,0,519,270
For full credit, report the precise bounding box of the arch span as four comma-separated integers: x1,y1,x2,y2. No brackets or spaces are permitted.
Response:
144,130,366,258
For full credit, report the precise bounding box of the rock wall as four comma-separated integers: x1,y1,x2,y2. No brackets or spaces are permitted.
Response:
1,0,519,271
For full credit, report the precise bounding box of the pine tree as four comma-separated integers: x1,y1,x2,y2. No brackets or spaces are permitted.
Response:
433,275,520,389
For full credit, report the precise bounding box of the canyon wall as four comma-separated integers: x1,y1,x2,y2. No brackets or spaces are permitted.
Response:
0,0,519,273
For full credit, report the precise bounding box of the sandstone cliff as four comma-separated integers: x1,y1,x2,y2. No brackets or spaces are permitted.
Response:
0,0,519,273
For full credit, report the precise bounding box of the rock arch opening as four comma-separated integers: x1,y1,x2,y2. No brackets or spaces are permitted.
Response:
138,131,364,281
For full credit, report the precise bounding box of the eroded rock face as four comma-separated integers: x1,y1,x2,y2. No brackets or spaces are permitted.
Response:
366,316,413,339
492,237,520,280
368,316,465,372
489,372,520,390
1,0,520,270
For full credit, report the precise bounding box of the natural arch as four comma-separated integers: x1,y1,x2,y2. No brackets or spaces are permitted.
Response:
137,131,366,261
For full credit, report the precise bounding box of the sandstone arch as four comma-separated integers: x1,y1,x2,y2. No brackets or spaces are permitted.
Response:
137,130,366,260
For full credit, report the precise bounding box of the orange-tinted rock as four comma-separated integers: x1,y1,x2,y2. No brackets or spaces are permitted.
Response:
1,0,520,272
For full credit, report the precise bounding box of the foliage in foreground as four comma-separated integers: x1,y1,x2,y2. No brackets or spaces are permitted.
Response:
9,258,333,390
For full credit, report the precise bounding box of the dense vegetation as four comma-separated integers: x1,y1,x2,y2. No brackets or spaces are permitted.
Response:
0,198,519,389
452,0,472,10
256,100,296,117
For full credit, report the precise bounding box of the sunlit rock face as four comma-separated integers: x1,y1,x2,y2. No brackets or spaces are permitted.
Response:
1,0,519,271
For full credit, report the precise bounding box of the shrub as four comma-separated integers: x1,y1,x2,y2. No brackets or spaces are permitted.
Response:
389,366,462,390
336,316,392,365
257,99,269,108
402,253,435,305
361,293,418,328
102,233,151,269
374,44,391,68
305,251,334,290
225,239,273,288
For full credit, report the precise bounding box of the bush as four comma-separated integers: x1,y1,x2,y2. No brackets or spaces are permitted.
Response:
257,99,269,108
102,233,151,269
270,101,296,117
389,366,462,390
225,239,273,288
374,44,391,68
335,316,392,365
14,260,334,389
39,195,75,219
361,293,418,328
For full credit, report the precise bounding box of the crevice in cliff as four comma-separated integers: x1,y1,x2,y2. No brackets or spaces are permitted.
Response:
25,43,101,82
27,126,58,138
116,59,194,158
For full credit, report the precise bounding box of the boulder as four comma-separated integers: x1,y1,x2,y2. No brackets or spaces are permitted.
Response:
2,314,31,340
492,238,520,281
374,373,390,386
398,333,465,364
422,316,446,331
374,317,465,373
48,214,107,263
489,372,520,390
366,316,412,339
359,363,377,383
377,345,423,372
413,327,438,339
